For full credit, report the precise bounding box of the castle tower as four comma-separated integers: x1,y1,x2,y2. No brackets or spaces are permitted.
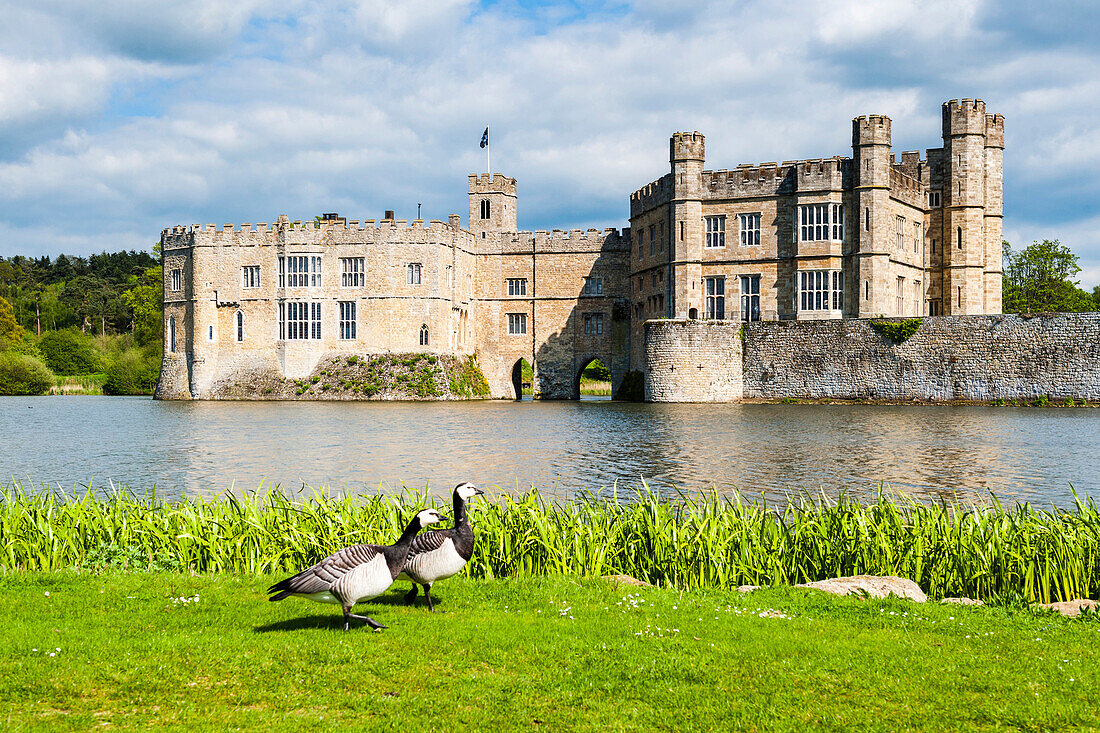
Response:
468,174,517,236
941,99,989,315
670,132,704,318
852,115,892,316
983,111,1005,313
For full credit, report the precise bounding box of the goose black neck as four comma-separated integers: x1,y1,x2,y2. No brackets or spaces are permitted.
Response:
453,494,469,526
396,519,423,546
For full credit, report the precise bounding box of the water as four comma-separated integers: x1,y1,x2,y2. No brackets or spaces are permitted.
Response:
2,396,1098,506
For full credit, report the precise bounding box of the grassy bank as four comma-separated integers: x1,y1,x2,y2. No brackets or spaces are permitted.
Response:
3,484,1099,603
2,572,1097,731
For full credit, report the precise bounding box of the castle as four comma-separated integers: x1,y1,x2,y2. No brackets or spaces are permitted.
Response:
156,99,1004,400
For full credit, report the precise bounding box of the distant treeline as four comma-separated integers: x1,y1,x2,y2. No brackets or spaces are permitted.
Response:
0,250,162,396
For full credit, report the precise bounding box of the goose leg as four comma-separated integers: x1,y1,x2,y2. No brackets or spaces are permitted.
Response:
349,613,387,631
423,583,435,612
404,584,419,604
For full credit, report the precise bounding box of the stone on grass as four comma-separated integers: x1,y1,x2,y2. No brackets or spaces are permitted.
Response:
1036,599,1099,617
737,585,761,593
602,574,652,588
942,597,984,606
796,575,927,603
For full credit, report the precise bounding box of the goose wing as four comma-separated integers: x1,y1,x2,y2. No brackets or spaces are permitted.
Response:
268,544,381,599
405,528,454,560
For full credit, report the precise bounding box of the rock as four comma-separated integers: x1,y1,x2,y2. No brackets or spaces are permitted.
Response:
1036,599,1100,617
602,574,652,588
796,575,927,603
942,597,984,606
737,585,761,593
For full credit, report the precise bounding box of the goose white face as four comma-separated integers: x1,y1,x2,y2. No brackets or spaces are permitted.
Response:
417,509,446,527
456,483,484,501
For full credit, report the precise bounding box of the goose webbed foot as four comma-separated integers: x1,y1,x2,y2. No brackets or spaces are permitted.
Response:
350,613,387,631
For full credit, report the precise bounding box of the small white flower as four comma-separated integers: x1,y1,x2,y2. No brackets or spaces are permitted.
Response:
48,652,55,657
32,648,37,652
44,591,50,597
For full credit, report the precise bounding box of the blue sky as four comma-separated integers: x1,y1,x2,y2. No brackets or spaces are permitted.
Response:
1,0,1098,287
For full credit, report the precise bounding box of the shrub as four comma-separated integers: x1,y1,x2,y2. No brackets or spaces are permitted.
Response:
0,352,55,395
39,329,98,375
870,318,921,343
448,355,490,397
102,348,159,395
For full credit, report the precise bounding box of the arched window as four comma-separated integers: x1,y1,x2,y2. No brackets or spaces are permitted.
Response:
236,311,243,342
419,324,429,346
957,227,963,249
168,316,176,353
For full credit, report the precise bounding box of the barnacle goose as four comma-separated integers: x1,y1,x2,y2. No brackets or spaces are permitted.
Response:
397,482,484,611
267,508,445,631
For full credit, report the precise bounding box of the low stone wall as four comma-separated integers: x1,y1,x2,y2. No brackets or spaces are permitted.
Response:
644,320,743,402
645,314,1100,403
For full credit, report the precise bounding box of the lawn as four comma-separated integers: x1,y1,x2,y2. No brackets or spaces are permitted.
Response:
1,573,1097,731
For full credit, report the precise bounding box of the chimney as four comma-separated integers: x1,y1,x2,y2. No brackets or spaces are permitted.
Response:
384,210,395,221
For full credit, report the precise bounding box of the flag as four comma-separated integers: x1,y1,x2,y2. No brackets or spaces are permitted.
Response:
480,127,488,148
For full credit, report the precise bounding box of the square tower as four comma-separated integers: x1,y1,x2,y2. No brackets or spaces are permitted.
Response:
468,174,517,235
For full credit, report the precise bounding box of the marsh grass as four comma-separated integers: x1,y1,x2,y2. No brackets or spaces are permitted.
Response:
2,482,1098,603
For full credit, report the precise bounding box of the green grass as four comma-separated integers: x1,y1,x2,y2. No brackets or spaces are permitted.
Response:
1,572,1097,731
3,484,1100,604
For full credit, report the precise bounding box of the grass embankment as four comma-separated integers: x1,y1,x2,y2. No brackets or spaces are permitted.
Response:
2,573,1097,730
3,485,1099,603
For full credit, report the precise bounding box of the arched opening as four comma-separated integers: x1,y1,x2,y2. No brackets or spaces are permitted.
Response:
168,316,176,353
577,358,611,400
235,310,243,342
688,307,698,319
419,324,429,346
511,358,532,401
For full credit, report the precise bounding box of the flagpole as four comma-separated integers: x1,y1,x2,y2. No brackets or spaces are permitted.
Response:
487,124,491,177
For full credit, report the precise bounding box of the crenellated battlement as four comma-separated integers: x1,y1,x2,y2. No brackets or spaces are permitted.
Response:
943,98,988,136
889,167,925,208
485,226,629,256
984,113,1005,148
670,131,705,162
468,173,517,195
629,174,672,215
853,114,892,146
159,214,474,249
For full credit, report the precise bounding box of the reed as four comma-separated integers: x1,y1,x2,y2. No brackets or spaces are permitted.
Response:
2,482,1098,603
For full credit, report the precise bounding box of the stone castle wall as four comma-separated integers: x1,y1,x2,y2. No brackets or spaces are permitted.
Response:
645,314,1100,403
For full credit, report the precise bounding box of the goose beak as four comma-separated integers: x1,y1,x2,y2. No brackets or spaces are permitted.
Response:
475,488,485,496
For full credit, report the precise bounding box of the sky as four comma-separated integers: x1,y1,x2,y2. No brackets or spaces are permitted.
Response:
1,0,1098,287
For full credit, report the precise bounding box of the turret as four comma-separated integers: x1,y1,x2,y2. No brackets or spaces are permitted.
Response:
851,115,893,316
941,99,989,314
668,132,705,318
468,174,517,236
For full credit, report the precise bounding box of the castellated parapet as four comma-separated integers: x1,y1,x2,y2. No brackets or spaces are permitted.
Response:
670,131,705,162
853,115,892,146
943,99,987,136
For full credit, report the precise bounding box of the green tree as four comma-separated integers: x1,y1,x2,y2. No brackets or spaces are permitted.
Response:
0,352,54,395
1002,239,1096,313
122,265,163,345
39,329,98,375
0,296,24,348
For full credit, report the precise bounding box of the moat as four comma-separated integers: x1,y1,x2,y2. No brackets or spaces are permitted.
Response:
3,396,1098,507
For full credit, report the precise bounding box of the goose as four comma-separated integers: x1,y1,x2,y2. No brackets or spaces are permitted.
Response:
398,482,485,611
267,508,445,631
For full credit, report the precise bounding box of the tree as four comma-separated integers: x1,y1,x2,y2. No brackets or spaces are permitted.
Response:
0,296,24,348
1002,239,1096,313
39,329,98,375
0,352,54,395
122,265,163,345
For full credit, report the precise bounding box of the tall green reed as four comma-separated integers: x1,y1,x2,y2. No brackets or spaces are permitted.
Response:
2,481,1098,603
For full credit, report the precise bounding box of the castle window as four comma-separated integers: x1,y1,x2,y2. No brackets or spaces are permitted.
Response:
957,228,963,249
168,316,176,352
208,325,214,341
929,299,942,316
583,277,603,296
929,191,941,208
507,313,526,335
407,263,422,285
658,220,665,250
420,323,429,345
241,266,260,289
341,258,365,287
799,270,843,312
913,222,921,254
798,203,843,242
932,239,937,254
680,221,684,241
914,281,922,313
280,256,310,287
895,216,905,252
480,199,490,220
310,256,322,287
864,280,870,300
739,213,761,246
957,285,962,307
705,216,725,248
339,301,356,340
583,313,604,335
865,207,870,232
507,278,527,296
279,301,320,340
170,269,182,292
704,276,725,319
896,277,905,315
648,225,656,255
740,275,761,322
236,311,243,342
